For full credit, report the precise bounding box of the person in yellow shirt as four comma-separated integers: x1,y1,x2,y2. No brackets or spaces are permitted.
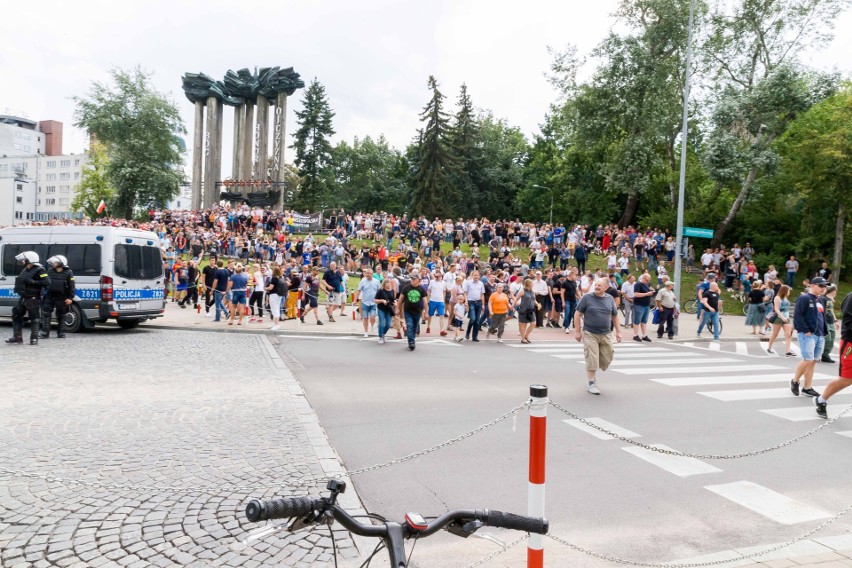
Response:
487,283,511,342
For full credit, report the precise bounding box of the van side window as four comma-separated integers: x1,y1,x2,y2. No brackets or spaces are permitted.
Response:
1,244,49,276
47,244,102,275
114,245,164,280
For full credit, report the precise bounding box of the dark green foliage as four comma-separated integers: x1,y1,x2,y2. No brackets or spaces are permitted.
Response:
291,78,336,210
73,67,185,219
332,135,408,213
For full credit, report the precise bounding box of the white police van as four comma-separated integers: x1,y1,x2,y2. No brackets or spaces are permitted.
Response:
0,226,166,332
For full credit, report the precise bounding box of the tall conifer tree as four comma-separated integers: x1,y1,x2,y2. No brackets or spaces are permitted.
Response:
411,76,458,218
291,78,336,210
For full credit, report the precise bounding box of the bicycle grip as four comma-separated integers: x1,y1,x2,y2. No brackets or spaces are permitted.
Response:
481,510,549,534
245,497,317,522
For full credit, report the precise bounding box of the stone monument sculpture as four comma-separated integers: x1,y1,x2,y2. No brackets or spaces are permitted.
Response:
181,67,304,209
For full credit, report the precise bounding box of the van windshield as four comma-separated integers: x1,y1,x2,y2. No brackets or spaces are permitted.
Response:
114,245,164,280
1,244,101,276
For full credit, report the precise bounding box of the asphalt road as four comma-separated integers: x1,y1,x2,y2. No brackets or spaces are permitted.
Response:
278,334,852,567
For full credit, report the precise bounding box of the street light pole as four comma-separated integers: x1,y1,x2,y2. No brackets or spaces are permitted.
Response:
673,0,697,337
532,184,554,225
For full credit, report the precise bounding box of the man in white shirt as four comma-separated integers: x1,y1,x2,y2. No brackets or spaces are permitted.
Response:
620,275,635,327
700,249,714,271
427,272,447,336
462,270,486,341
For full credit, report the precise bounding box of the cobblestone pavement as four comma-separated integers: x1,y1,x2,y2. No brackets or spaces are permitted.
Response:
0,328,359,567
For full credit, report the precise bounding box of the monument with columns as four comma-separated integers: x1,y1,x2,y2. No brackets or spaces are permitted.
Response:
181,67,304,209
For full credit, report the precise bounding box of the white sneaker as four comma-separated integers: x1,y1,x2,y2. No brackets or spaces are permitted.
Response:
497,338,503,343
587,383,601,395
363,332,369,338
564,328,570,334
205,312,212,318
270,325,280,331
378,337,384,344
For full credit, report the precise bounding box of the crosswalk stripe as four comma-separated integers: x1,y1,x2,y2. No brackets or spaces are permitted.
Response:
510,342,648,349
836,431,852,439
622,444,722,477
704,481,831,525
527,346,670,353
616,364,783,375
736,342,748,355
760,404,852,422
563,418,641,440
698,382,839,401
608,357,743,366
653,373,834,387
709,342,721,351
551,352,701,360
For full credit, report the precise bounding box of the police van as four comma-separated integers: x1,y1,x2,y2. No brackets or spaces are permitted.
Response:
0,226,166,332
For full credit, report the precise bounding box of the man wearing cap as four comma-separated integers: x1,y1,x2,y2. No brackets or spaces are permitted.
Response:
655,280,678,340
790,277,829,398
815,289,852,418
397,272,427,351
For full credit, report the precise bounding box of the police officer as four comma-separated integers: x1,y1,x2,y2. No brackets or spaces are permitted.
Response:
6,251,49,345
41,255,76,339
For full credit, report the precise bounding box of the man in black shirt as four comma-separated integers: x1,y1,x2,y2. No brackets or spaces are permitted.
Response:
201,258,218,316
816,291,852,418
396,273,426,351
697,282,723,341
563,272,579,333
631,273,654,342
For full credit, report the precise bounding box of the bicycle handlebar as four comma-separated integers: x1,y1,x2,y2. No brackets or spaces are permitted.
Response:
245,497,548,536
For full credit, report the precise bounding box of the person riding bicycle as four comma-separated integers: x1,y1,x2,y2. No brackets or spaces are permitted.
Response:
40,255,76,339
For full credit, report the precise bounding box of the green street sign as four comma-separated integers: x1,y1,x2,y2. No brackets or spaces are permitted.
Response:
683,227,714,239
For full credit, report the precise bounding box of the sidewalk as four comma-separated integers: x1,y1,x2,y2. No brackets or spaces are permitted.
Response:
149,299,760,343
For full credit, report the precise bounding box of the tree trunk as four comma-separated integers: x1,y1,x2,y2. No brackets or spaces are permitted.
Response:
618,192,639,228
712,165,758,248
833,201,845,285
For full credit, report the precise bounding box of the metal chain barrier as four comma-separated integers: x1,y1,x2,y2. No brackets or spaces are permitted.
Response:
0,401,531,496
548,399,852,460
462,534,527,568
546,499,852,567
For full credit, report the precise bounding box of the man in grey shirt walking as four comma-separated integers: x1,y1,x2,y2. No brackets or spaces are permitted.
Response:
574,277,623,395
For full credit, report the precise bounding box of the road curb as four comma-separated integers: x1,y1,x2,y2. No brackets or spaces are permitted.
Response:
259,335,374,564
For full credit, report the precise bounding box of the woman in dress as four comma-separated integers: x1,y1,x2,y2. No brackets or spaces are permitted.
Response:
744,280,767,335
766,285,794,356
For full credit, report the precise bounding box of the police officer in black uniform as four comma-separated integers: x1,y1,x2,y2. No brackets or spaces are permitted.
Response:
6,251,49,345
41,255,76,339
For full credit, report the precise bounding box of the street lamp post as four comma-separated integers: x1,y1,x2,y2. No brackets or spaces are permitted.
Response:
673,0,697,337
532,184,554,225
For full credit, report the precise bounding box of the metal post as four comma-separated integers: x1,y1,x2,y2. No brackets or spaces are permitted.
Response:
528,384,547,568
673,0,697,337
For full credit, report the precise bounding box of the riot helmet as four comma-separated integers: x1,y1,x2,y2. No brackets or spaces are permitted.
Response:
15,251,39,265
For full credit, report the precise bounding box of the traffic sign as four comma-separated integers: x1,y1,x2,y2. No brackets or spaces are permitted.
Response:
683,227,714,239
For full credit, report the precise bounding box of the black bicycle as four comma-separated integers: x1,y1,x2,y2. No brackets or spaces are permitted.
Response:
244,480,549,567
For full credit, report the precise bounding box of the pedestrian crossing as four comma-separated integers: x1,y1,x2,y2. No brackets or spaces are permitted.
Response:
681,339,843,358
537,338,846,528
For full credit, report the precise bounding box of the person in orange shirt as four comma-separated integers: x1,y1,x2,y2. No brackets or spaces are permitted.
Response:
487,282,511,342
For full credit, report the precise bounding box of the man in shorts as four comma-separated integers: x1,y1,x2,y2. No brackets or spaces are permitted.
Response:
427,270,447,335
791,277,829,399
574,277,623,395
816,290,852,418
322,262,344,321
355,267,380,337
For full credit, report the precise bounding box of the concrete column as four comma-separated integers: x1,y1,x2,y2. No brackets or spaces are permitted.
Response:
191,100,204,210
232,104,243,181
255,97,269,181
214,99,224,199
274,92,288,210
204,96,217,208
241,100,254,183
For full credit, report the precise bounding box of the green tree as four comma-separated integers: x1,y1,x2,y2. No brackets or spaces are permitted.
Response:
71,141,114,218
448,84,482,216
73,67,185,219
474,112,528,220
410,76,459,218
333,135,407,213
776,84,852,282
703,0,850,245
291,78,336,211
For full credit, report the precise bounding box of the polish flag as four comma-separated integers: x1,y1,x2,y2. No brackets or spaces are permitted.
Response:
96,199,107,214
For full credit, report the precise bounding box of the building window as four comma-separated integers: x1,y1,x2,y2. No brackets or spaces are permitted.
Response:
60,160,70,167
16,196,23,203
47,161,56,168
15,211,22,219
37,199,41,206
74,159,80,166
16,184,23,191
46,186,56,193
60,173,70,180
26,213,33,220
60,185,69,193
59,198,69,206
74,172,80,180
46,198,56,205
46,173,56,181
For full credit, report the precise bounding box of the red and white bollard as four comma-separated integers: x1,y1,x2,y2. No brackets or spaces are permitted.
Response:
528,384,548,568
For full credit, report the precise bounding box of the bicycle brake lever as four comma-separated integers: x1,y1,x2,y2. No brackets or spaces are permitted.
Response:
446,519,483,538
471,531,506,549
288,513,320,532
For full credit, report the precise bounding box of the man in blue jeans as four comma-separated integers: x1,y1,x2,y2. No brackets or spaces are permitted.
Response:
397,273,426,351
210,260,231,322
791,277,829,398
697,281,723,341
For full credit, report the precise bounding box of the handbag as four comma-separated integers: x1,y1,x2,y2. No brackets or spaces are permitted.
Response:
651,308,660,325
766,311,778,325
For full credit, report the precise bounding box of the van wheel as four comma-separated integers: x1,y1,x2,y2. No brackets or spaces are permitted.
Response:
117,319,140,330
64,304,83,334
